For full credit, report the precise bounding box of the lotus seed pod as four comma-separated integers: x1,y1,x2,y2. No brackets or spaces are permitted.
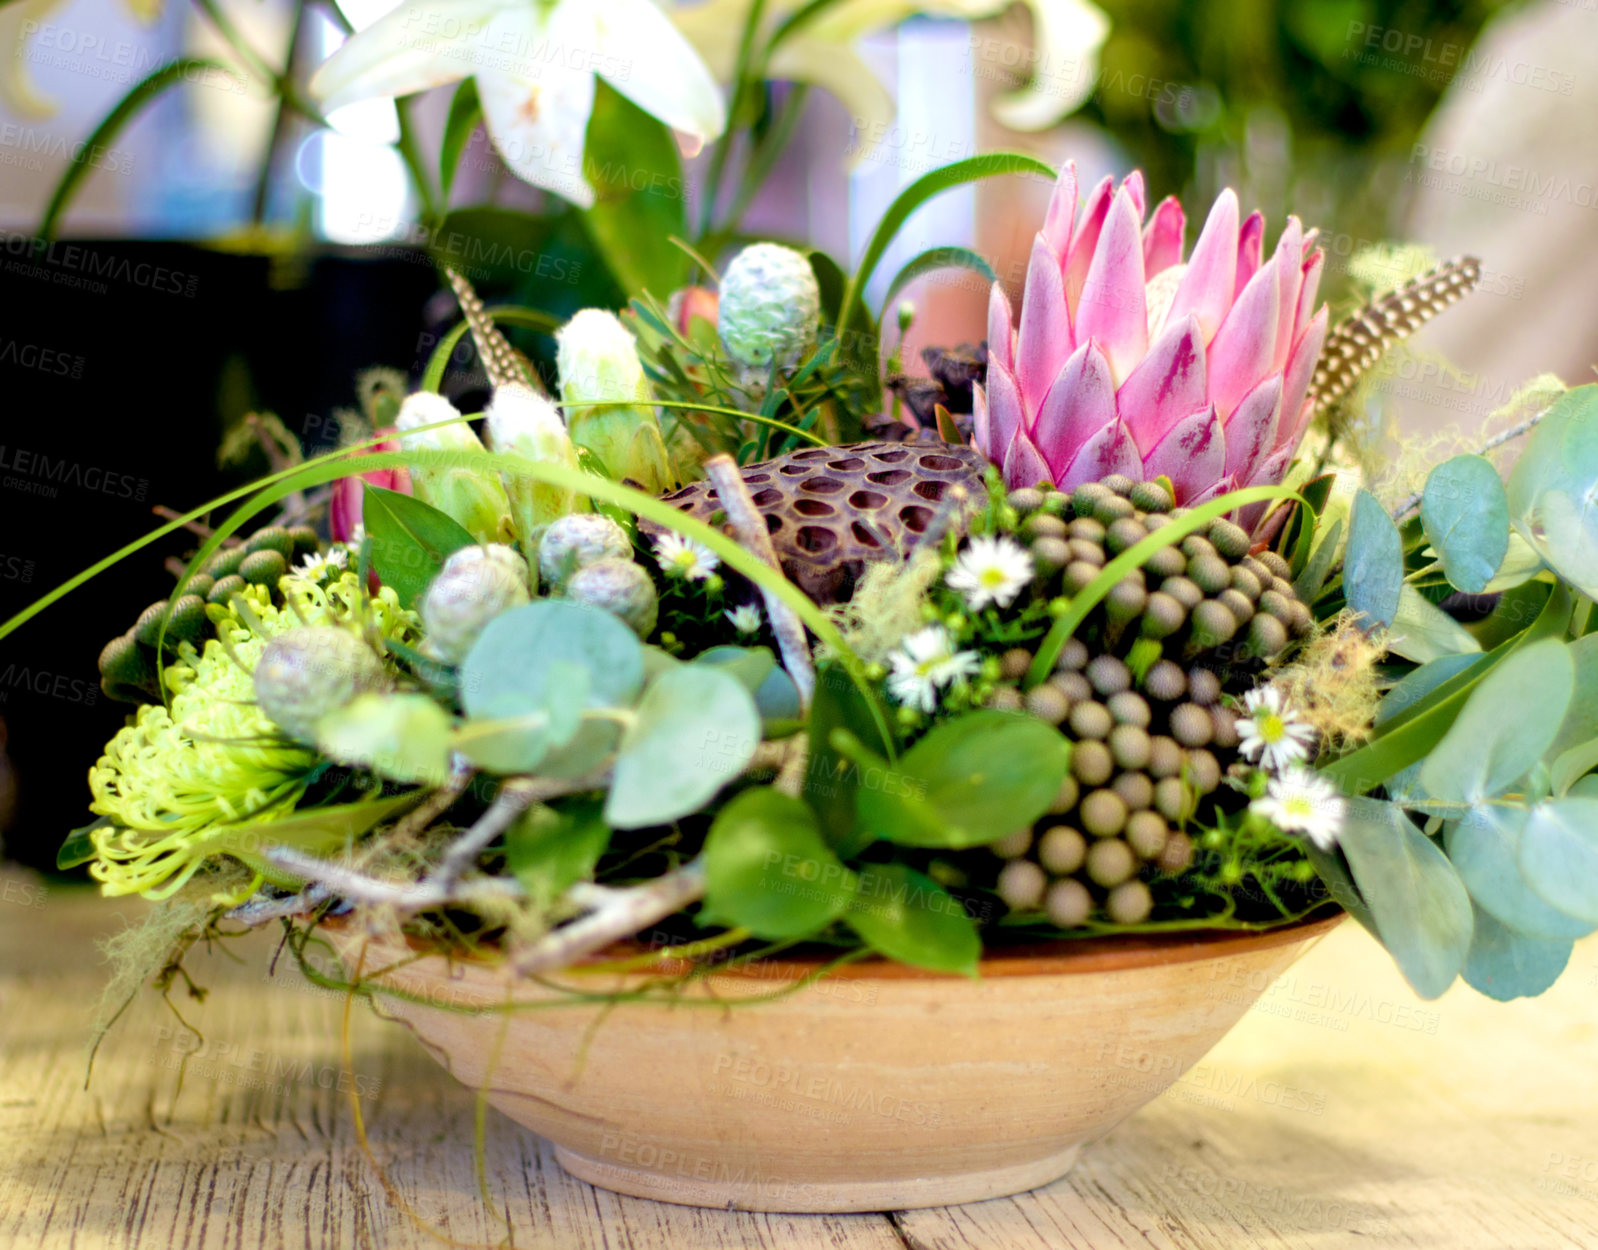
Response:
717,243,821,374
1033,536,1072,569
1111,770,1154,811
1129,481,1173,512
1024,513,1067,540
1086,655,1131,696
1158,831,1195,873
538,513,632,590
204,546,246,579
1105,517,1146,555
1086,838,1136,886
1125,811,1170,860
1050,670,1092,704
1231,565,1263,600
1148,735,1184,778
1247,613,1289,658
253,625,388,743
1107,690,1151,728
1186,667,1222,705
1057,637,1090,671
1100,474,1135,497
1187,748,1221,794
1007,487,1046,513
989,827,1034,859
997,859,1048,910
1072,740,1115,786
1187,553,1232,595
1154,776,1193,822
1144,545,1187,579
396,392,516,544
1069,700,1113,740
1208,519,1251,559
485,383,587,546
556,309,673,493
207,574,246,605
1188,599,1238,650
1109,724,1152,771
1143,660,1186,702
1169,703,1214,748
1106,880,1153,924
422,544,532,663
1080,789,1128,837
1038,825,1087,874
1161,576,1203,610
566,558,659,638
1141,592,1186,639
1046,878,1093,927
1258,550,1292,580
1024,684,1070,725
240,550,287,587
1063,560,1100,593
1217,588,1255,623
1048,774,1081,815
246,526,295,559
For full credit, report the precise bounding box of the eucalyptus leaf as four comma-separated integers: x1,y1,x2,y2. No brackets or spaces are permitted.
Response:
316,693,454,786
1545,633,1598,762
854,711,1070,849
1419,455,1509,594
1445,808,1594,939
1482,531,1544,592
504,799,611,909
1376,653,1480,727
461,600,643,721
700,790,855,940
1461,904,1573,1001
1387,584,1482,664
1551,738,1598,797
845,862,981,976
606,667,760,828
1343,489,1404,628
1517,796,1598,923
1337,797,1473,999
452,662,587,773
363,485,477,610
1505,383,1598,599
1418,638,1572,802
692,646,776,692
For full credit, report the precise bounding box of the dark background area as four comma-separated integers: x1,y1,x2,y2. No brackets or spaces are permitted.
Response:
0,243,441,873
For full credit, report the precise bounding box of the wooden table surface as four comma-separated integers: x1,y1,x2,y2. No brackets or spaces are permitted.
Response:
2,869,1595,1250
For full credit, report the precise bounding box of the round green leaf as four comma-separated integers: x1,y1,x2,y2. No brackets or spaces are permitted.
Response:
1461,903,1573,1001
1419,454,1509,594
1518,796,1598,924
605,666,761,829
700,790,856,940
1445,808,1593,939
845,863,981,976
1506,384,1598,600
316,693,454,786
1343,488,1404,628
461,600,643,721
1387,584,1481,665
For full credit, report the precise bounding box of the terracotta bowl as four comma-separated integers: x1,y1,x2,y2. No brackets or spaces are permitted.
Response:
326,914,1341,1212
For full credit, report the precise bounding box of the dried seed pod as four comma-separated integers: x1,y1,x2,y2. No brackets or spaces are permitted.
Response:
1148,735,1184,778
1064,561,1100,593
1143,660,1187,702
1157,831,1194,874
1086,655,1132,696
1247,613,1289,659
1100,474,1136,497
1141,592,1187,639
1048,774,1081,815
1007,487,1046,513
204,546,247,579
1038,826,1088,874
1111,770,1154,811
1069,516,1107,544
1154,776,1193,822
1187,600,1238,650
1187,553,1232,595
1057,637,1090,670
1080,789,1129,837
1217,588,1255,623
1211,705,1241,750
239,550,288,587
1105,577,1148,627
1181,534,1217,562
1069,700,1113,740
1106,879,1153,924
987,686,1024,712
989,828,1033,858
1107,690,1152,728
245,526,295,559
1023,513,1067,540
1230,565,1263,601
1187,748,1221,794
1125,811,1170,859
1257,550,1292,580
1170,703,1215,747
1032,536,1072,569
1025,684,1070,726
1000,648,1033,681
1106,517,1148,555
1050,671,1092,704
1109,724,1152,771
1046,878,1093,927
1086,838,1137,886
1258,589,1294,622
1208,519,1251,559
997,860,1048,909
1161,576,1203,610
1143,545,1187,579
207,574,247,605
1073,740,1115,786
1129,481,1173,512
1067,537,1106,566
1072,482,1112,515
1186,667,1222,705
1092,494,1136,525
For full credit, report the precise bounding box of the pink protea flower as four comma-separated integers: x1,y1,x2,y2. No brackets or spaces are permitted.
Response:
975,163,1328,504
330,428,412,543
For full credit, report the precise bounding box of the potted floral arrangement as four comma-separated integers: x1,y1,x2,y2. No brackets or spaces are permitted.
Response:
13,2,1598,1220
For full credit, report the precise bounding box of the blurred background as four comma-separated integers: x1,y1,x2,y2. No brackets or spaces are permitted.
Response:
2,0,1596,873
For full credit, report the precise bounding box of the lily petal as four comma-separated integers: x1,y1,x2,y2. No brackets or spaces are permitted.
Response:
1164,188,1237,345
1041,161,1079,258
309,0,507,114
983,360,1027,464
477,63,598,208
1222,374,1282,483
1116,313,1207,455
1276,305,1329,454
984,0,1112,130
1074,185,1148,385
1206,254,1281,420
1015,234,1073,408
591,0,727,142
987,281,1015,373
1056,419,1141,491
1140,405,1225,503
1003,429,1053,490
1063,173,1114,310
1234,210,1264,299
1143,196,1185,277
767,40,894,166
1032,341,1117,478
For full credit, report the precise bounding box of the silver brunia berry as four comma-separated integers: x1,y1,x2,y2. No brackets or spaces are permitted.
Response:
565,557,659,638
538,513,632,590
253,625,388,742
421,543,532,664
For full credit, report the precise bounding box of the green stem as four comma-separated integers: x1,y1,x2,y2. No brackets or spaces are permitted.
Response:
251,0,308,224
718,84,810,240
396,97,440,224
696,0,768,239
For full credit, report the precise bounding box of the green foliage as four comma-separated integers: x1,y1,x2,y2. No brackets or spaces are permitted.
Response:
844,863,980,976
1420,455,1508,595
1517,798,1598,925
1462,904,1573,1002
505,799,611,910
363,486,476,610
700,791,855,939
1343,488,1403,628
317,692,455,785
1507,385,1598,601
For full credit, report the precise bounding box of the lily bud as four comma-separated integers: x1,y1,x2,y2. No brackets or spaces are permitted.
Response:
485,384,587,548
330,426,412,543
556,309,673,493
254,625,389,743
395,392,514,544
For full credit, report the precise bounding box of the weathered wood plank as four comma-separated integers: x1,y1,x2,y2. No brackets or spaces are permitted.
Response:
2,871,1595,1250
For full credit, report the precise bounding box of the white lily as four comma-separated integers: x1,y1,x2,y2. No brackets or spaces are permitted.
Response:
669,0,1109,161
308,0,727,208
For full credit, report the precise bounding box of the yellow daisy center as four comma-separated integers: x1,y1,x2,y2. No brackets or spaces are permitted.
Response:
1258,712,1286,743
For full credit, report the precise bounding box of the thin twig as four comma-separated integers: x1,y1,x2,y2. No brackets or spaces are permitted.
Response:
703,454,816,709
514,862,708,975
226,883,334,926
429,777,541,888
262,848,526,910
1390,408,1550,521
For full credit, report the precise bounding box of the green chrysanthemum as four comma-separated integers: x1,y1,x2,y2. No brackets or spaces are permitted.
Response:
86,571,421,901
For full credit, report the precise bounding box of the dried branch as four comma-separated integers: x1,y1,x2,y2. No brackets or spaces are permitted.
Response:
703,453,816,710
513,861,708,975
260,848,526,910
1389,407,1549,521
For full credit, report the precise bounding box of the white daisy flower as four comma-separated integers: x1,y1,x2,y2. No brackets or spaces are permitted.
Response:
295,546,349,580
886,625,981,713
1252,769,1347,851
652,532,720,581
725,604,762,635
945,534,1035,610
1237,686,1317,771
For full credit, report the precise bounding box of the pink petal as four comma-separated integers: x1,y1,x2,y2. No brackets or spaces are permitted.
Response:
1074,186,1148,386
1064,174,1114,312
1033,341,1117,477
1234,211,1264,299
1222,373,1282,482
1207,256,1281,421
1140,405,1225,503
984,361,1026,463
987,281,1014,373
1116,313,1207,455
1003,429,1052,490
1276,305,1328,453
1015,234,1073,409
1270,218,1304,373
1057,420,1141,491
1041,161,1079,258
1236,447,1293,533
1294,250,1324,343
1142,197,1185,277
971,381,991,457
1164,189,1239,346
1120,169,1146,221
1301,227,1320,259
